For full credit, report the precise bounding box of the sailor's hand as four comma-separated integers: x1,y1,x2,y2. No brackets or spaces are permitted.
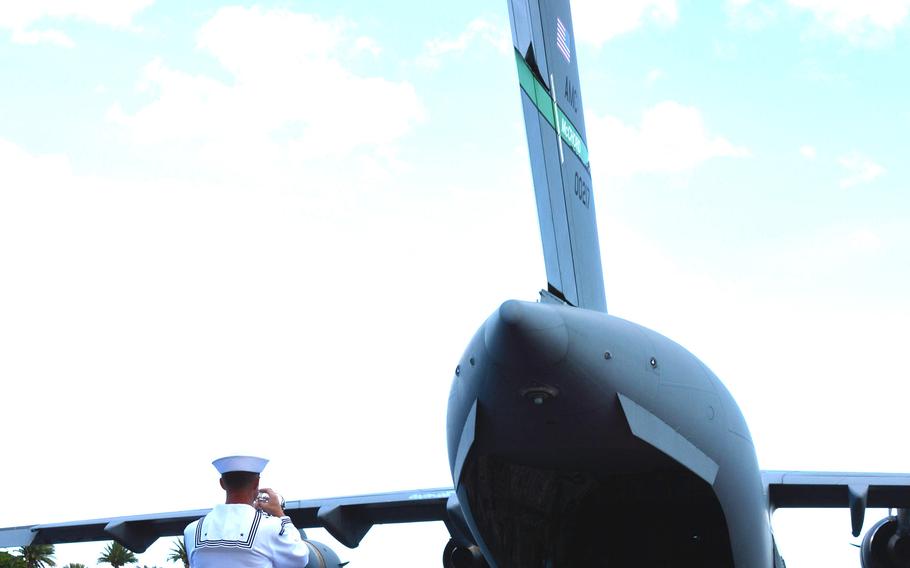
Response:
255,487,285,517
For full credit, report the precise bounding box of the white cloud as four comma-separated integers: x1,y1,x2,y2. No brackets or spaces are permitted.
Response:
848,228,883,251
0,131,534,502
800,145,817,159
0,0,153,29
646,68,666,85
417,18,510,68
788,0,910,42
748,226,889,281
0,137,72,185
572,0,678,46
726,0,779,29
10,27,74,48
0,0,152,47
106,58,233,145
734,0,910,42
587,101,750,178
839,152,885,187
352,36,382,57
108,7,424,170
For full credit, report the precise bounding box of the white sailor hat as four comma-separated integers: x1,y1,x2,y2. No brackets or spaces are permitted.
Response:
212,455,269,475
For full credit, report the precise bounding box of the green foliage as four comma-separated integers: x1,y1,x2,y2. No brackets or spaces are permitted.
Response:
61,564,87,568
0,551,26,568
18,545,55,568
166,539,188,568
97,543,137,568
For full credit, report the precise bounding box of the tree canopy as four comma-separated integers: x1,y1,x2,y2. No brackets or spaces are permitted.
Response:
0,551,25,568
97,543,137,568
18,545,55,568
167,539,187,568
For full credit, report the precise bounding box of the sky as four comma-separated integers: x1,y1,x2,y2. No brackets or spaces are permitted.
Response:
0,0,908,566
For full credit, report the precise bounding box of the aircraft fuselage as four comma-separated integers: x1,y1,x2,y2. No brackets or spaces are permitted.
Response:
447,299,774,567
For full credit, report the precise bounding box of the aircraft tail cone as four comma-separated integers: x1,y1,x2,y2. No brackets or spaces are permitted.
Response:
483,300,568,369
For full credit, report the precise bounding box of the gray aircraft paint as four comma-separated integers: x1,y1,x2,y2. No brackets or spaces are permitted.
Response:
446,300,772,566
441,1,910,567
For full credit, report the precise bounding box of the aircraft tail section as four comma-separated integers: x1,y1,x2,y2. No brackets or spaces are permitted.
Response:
508,0,607,312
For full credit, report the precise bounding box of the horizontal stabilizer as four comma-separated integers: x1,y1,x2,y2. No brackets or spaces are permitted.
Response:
763,470,910,538
763,470,910,509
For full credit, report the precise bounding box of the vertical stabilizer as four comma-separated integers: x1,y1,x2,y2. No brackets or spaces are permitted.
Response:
508,0,607,312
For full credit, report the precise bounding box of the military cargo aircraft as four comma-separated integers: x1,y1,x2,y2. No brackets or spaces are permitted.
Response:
2,1,909,567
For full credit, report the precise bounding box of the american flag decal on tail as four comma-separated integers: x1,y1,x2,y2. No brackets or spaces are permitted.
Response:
556,17,571,62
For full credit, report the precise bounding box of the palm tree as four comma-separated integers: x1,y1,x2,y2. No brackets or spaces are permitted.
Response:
17,545,55,568
167,539,188,568
0,551,25,568
97,543,137,568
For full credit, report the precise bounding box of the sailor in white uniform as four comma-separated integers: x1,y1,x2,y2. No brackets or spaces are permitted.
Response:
184,455,310,568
